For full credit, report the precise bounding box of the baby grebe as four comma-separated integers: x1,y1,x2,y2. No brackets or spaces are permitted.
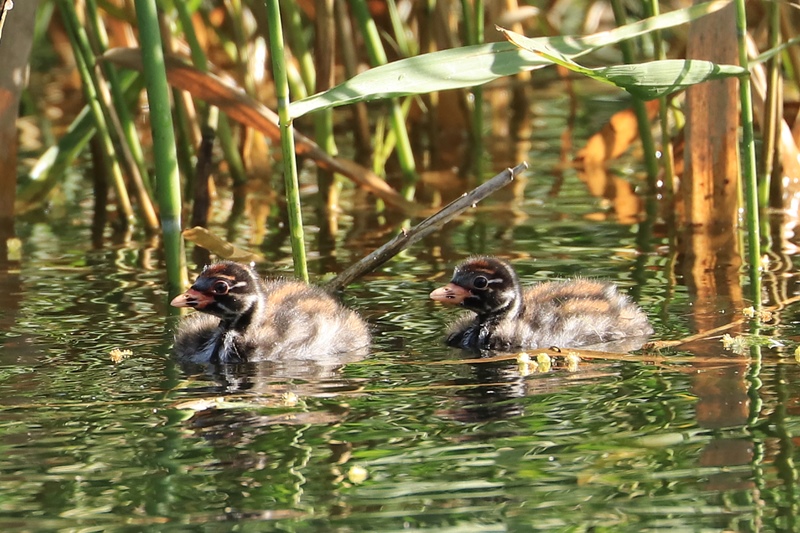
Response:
430,256,652,351
171,261,370,364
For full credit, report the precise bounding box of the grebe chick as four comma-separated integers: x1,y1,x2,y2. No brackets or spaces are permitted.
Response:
171,261,370,364
430,256,652,351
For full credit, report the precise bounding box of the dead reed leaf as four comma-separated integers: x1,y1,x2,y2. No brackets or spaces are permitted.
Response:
182,226,265,263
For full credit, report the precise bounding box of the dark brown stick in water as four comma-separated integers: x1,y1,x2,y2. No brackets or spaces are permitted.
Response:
325,162,529,292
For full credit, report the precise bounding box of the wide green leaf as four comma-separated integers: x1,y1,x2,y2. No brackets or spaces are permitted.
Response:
503,26,747,100
289,42,548,119
595,60,748,100
499,23,747,100
289,0,731,118
508,0,729,59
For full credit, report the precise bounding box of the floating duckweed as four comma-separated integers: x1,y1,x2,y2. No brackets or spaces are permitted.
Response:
6,238,20,261
281,392,299,407
347,465,368,484
742,306,773,322
109,348,132,363
518,359,538,377
536,352,552,372
721,334,736,348
565,352,581,372
721,334,749,355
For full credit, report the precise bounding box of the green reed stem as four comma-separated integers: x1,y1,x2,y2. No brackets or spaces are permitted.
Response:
19,71,141,208
609,0,659,187
283,0,316,96
758,0,780,208
158,12,197,192
460,0,474,45
217,118,247,186
285,61,309,101
372,97,413,174
173,0,204,67
86,0,158,231
472,0,485,181
134,0,187,293
387,0,416,57
174,0,246,188
644,0,675,204
226,0,256,96
57,0,135,227
460,0,485,179
170,90,196,188
265,0,309,282
314,0,339,210
351,0,418,200
735,0,761,307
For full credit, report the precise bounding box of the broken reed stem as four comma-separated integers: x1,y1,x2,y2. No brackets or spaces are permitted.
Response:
325,162,529,292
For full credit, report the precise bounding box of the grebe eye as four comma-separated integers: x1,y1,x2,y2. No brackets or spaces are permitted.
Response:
472,276,489,290
212,281,230,295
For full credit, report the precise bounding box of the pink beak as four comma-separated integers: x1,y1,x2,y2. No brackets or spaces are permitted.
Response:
430,283,471,305
170,288,214,309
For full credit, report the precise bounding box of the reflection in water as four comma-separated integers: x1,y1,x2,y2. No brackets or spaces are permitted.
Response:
8,82,800,531
445,343,652,425
186,397,350,445
450,361,528,422
177,355,368,397
0,255,22,364
675,220,755,500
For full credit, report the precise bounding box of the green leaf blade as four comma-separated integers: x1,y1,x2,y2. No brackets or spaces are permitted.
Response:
500,0,730,59
289,43,550,119
289,0,734,118
596,60,748,100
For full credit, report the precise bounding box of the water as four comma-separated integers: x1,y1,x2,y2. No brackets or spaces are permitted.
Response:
3,93,800,532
